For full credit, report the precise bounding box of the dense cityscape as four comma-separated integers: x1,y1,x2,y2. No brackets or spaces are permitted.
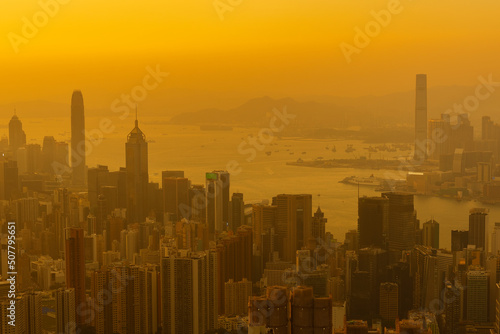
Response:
0,74,500,334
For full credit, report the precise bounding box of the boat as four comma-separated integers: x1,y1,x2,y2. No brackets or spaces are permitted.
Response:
345,144,355,153
339,175,381,187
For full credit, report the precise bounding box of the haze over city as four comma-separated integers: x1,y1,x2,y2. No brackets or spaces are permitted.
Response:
1,1,500,334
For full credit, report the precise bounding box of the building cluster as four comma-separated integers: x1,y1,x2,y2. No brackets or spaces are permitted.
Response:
409,74,500,203
0,89,500,334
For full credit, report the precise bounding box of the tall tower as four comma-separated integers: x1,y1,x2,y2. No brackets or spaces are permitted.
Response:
9,112,26,158
383,192,416,253
205,171,230,234
468,208,489,251
126,113,149,224
422,219,439,249
414,74,427,162
65,227,86,325
55,288,76,334
358,196,389,249
273,194,313,262
71,90,86,185
161,250,218,334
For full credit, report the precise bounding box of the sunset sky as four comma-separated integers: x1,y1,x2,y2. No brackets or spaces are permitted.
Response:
1,0,500,115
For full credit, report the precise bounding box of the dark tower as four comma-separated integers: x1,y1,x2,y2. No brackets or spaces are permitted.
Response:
71,90,86,185
126,112,148,224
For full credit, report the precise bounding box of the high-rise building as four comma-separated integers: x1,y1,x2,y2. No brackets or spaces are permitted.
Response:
468,208,489,251
111,265,141,334
383,192,416,253
55,288,76,334
9,112,26,158
16,143,41,174
71,90,86,186
379,282,398,325
414,74,428,162
273,194,313,262
138,265,161,334
466,269,489,323
443,282,461,334
312,206,327,241
358,196,389,249
205,171,230,234
126,116,149,224
163,176,190,222
65,227,86,325
90,269,113,333
252,203,277,254
161,250,218,334
422,220,439,249
451,230,468,252
224,278,252,316
230,193,244,232
0,159,19,200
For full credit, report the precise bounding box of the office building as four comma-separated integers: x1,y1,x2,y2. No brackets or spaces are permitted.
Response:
126,116,149,224
469,208,489,251
273,194,313,262
161,250,218,334
422,220,439,249
383,192,416,253
358,196,389,248
65,227,86,325
9,112,26,158
414,74,428,162
71,90,86,185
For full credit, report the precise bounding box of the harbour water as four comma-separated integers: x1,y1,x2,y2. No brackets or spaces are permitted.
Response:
11,115,500,250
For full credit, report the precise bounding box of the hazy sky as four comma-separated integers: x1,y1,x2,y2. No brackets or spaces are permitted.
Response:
1,0,500,114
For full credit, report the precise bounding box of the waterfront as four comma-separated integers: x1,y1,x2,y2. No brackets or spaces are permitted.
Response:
12,116,500,250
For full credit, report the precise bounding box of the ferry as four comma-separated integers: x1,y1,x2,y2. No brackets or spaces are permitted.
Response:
339,174,380,187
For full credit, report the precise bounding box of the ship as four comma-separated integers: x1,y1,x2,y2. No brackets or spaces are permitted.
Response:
339,174,381,187
345,144,355,153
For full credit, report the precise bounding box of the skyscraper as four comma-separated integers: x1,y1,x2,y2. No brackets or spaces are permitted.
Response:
466,269,489,323
205,171,230,234
383,192,416,253
358,196,389,249
126,116,149,224
9,112,26,158
161,250,218,334
422,219,439,249
163,176,190,222
0,159,19,200
468,208,489,251
71,90,86,185
379,282,398,325
230,192,244,232
273,194,313,262
312,206,327,241
65,227,86,325
55,288,76,334
415,74,428,162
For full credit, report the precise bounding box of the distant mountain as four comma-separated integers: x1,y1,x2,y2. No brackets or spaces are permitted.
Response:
169,96,351,128
169,85,500,129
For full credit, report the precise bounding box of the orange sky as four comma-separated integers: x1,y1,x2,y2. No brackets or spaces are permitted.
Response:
1,0,499,114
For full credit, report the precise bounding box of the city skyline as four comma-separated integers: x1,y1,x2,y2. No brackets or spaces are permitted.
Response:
2,1,500,333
